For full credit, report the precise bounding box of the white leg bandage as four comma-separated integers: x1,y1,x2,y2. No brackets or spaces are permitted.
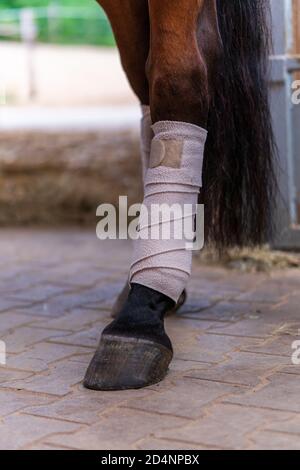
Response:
129,120,207,302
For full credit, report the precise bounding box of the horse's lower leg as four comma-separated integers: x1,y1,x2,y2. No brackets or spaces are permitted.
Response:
128,0,221,306
85,0,222,391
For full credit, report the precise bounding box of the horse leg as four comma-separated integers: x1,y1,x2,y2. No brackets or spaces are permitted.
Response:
96,0,149,104
84,0,222,391
148,0,221,126
127,0,222,335
110,1,220,320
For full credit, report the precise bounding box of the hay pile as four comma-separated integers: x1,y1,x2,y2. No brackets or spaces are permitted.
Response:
196,246,300,272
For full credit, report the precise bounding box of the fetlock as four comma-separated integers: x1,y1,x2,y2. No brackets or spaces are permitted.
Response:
105,283,174,351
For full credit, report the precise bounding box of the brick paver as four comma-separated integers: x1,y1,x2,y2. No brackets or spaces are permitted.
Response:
0,229,300,450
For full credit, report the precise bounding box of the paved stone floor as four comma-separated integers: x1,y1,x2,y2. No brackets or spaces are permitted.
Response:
0,229,300,450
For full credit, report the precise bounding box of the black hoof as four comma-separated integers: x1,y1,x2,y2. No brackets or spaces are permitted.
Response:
84,284,174,391
84,334,173,391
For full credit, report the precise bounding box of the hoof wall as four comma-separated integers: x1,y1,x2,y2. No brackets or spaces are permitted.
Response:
84,335,173,391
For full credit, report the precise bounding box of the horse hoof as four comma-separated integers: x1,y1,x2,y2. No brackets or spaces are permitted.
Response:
111,283,187,319
83,334,173,391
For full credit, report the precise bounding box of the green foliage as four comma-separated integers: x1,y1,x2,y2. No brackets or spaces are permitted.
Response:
0,1,92,8
0,1,115,46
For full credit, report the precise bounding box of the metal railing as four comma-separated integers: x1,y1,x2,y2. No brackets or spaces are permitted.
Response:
0,6,114,46
0,6,115,102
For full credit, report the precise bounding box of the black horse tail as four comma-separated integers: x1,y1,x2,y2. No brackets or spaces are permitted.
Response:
202,0,276,248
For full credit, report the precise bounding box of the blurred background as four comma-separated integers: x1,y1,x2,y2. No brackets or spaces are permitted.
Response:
0,0,141,228
0,0,299,252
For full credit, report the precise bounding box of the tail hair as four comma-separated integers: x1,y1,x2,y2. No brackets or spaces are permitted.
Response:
202,0,277,248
